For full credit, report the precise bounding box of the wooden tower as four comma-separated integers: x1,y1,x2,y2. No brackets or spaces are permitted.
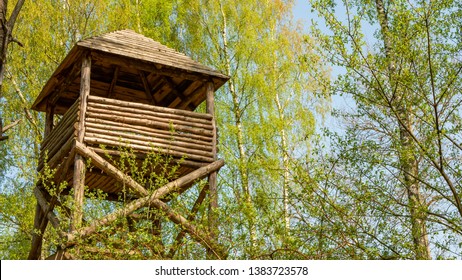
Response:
28,30,229,260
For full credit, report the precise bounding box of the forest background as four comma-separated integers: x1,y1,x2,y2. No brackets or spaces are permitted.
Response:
0,0,461,260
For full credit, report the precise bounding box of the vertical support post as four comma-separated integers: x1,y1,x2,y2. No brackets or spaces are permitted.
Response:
71,52,91,231
44,102,55,137
205,81,218,259
28,103,55,259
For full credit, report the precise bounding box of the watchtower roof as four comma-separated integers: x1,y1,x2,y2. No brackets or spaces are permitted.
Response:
32,30,229,114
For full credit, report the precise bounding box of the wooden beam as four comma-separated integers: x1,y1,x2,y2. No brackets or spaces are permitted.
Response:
205,81,219,259
138,70,156,105
28,203,46,259
44,102,55,139
91,51,212,82
176,83,205,110
107,65,119,98
48,62,81,106
65,156,224,243
75,141,148,197
71,52,91,230
162,76,196,110
33,187,61,229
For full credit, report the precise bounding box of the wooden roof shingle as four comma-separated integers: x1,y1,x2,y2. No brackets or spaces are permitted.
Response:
32,30,229,113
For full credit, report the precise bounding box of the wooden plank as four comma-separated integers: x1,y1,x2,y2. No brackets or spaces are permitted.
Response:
86,117,212,143
38,136,74,173
85,120,212,147
107,65,119,98
28,203,46,260
86,104,213,130
88,96,212,125
205,81,219,259
85,111,213,137
88,95,212,120
138,70,156,105
84,131,213,158
80,32,229,79
162,76,196,110
85,127,212,153
84,137,214,163
40,99,79,149
90,51,214,84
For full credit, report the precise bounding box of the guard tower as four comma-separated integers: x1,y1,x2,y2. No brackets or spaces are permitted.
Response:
28,30,229,259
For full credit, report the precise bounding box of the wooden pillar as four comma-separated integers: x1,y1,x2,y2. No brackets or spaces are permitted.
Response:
71,52,91,231
206,81,219,259
44,102,55,136
28,103,56,259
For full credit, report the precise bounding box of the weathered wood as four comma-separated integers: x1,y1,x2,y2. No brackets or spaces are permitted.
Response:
85,121,212,147
86,106,213,131
88,95,212,120
85,132,213,158
33,187,60,229
40,99,79,149
28,203,46,260
50,63,81,106
205,81,219,259
139,70,156,105
44,103,55,137
161,76,196,110
107,65,119,98
176,82,204,110
84,137,214,163
75,141,148,197
39,123,75,165
66,148,224,242
71,53,91,230
88,101,213,127
85,126,212,152
38,136,74,172
86,117,212,143
85,111,213,138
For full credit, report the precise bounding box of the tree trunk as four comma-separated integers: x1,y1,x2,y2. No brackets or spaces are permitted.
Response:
219,3,257,257
375,0,431,259
0,0,25,142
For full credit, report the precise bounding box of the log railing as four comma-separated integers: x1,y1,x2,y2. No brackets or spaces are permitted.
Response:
38,99,79,172
84,96,215,164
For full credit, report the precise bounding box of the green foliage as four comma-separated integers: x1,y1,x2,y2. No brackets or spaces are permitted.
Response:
309,0,462,259
2,0,459,260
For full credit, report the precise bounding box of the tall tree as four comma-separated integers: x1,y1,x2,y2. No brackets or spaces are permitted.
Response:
310,0,462,259
178,0,328,259
0,0,24,141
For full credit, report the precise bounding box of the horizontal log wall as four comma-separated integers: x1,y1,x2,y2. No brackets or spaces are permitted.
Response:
38,99,79,172
84,96,215,163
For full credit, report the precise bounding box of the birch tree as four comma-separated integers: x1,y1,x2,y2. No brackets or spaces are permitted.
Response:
178,0,329,258
309,0,462,259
